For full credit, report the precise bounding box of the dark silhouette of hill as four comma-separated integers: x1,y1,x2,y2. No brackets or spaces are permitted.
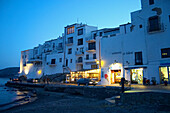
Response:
0,67,19,78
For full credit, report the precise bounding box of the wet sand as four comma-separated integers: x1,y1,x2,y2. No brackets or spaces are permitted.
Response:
3,88,168,113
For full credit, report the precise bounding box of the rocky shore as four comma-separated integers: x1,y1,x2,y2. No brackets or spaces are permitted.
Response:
2,87,169,113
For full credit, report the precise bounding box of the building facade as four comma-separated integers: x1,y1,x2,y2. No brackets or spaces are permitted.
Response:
100,0,170,85
19,0,170,85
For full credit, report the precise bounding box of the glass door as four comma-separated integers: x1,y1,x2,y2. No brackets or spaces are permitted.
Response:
160,67,169,83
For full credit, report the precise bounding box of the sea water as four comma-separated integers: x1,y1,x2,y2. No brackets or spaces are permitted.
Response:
0,78,30,111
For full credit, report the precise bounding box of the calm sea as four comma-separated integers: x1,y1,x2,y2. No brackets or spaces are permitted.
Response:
0,78,29,111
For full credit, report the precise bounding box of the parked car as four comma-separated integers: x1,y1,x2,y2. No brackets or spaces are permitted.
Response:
27,78,39,83
77,78,98,86
11,77,19,81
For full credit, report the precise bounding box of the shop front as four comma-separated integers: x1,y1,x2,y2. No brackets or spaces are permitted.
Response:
130,68,143,84
66,69,100,83
159,66,170,84
109,63,123,84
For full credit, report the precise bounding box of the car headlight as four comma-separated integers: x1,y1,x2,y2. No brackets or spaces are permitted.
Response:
95,81,98,83
89,81,93,84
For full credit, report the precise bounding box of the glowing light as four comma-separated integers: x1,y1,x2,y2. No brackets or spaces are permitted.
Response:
101,60,105,67
96,60,99,64
37,70,42,75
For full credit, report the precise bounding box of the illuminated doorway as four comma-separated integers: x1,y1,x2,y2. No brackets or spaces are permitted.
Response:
111,70,121,84
130,68,143,84
159,66,169,83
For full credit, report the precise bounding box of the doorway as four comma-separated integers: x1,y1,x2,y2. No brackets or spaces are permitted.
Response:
159,66,170,84
111,70,121,84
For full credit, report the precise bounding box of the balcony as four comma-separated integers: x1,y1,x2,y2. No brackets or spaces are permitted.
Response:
76,60,83,64
49,63,56,67
84,58,97,63
86,37,96,43
27,57,42,63
148,23,164,33
75,51,84,56
56,46,63,50
66,41,73,46
86,47,96,52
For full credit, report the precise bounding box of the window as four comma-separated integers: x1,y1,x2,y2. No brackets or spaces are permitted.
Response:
66,59,68,66
78,28,83,36
80,47,84,52
67,26,74,34
88,42,96,50
53,43,55,50
70,59,72,63
99,32,102,37
68,37,73,44
135,52,143,65
139,24,142,28
93,33,97,39
149,0,154,5
91,65,98,69
58,43,62,47
148,16,160,32
51,59,56,64
78,57,83,63
86,54,89,60
93,54,96,59
68,48,72,54
78,38,83,45
161,48,170,58
59,58,62,62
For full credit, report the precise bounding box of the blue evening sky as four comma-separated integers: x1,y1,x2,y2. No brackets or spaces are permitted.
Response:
0,0,141,69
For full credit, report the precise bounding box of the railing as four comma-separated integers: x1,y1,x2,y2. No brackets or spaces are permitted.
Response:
76,60,83,63
85,37,96,42
148,23,164,33
86,47,96,52
84,58,96,62
75,51,84,55
56,46,63,50
66,41,73,45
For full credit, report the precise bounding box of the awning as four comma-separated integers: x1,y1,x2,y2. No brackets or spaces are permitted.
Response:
124,65,147,69
72,68,99,73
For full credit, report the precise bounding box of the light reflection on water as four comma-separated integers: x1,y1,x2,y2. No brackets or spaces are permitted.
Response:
0,78,28,105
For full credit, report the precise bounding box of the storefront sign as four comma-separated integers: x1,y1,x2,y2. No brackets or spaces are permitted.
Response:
123,52,133,55
112,52,121,55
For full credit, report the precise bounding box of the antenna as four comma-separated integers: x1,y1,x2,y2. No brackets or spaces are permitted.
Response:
77,18,79,23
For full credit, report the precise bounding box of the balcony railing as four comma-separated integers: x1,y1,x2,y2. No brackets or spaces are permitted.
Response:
86,47,96,52
56,46,63,50
75,51,84,56
28,57,42,63
84,58,96,62
148,23,164,33
85,37,96,42
66,41,73,46
76,60,83,64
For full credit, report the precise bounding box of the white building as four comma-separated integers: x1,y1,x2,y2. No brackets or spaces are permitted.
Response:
19,0,170,85
100,0,170,85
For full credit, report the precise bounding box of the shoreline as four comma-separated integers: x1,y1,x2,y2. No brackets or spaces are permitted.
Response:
0,87,37,112
2,87,169,113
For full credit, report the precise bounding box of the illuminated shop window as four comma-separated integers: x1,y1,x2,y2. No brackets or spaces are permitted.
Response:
160,67,169,83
